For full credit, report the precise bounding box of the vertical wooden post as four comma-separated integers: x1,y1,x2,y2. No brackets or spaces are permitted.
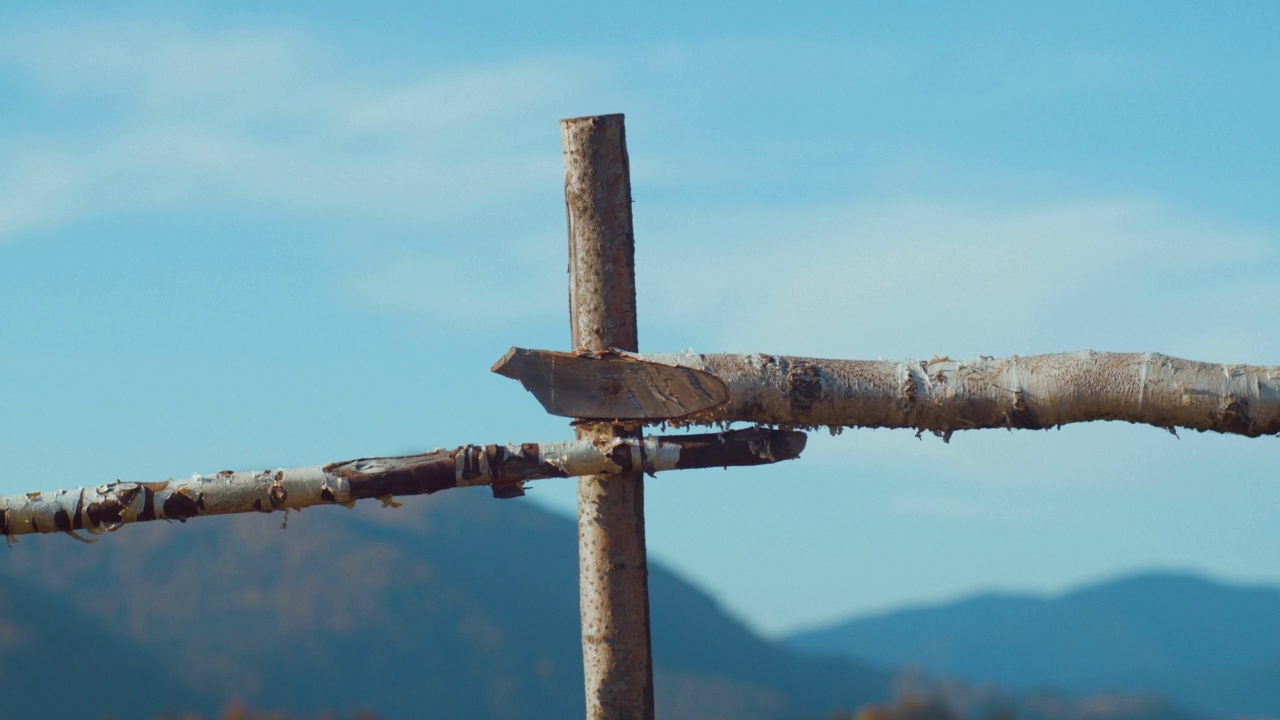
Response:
561,113,655,720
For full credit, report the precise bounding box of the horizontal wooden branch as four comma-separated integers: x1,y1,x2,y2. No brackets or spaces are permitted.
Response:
0,429,805,538
494,347,1280,439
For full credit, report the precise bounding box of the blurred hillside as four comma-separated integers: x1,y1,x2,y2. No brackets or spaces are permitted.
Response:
0,490,889,719
789,572,1280,718
1,489,1236,719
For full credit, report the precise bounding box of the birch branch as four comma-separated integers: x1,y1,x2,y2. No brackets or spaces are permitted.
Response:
0,429,805,538
493,348,1280,439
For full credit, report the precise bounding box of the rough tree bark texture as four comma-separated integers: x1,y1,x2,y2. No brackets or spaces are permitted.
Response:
0,429,805,538
499,348,1280,439
651,350,1280,438
562,113,655,720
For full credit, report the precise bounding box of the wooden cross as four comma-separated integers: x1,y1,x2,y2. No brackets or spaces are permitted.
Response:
3,113,1278,720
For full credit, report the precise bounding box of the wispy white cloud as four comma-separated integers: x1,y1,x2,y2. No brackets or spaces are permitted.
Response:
0,16,585,241
340,64,569,136
0,154,85,238
1,18,314,107
640,197,1278,363
4,15,1270,349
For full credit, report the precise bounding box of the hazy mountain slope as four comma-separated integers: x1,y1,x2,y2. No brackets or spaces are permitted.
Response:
1,489,891,719
0,580,210,718
786,572,1280,718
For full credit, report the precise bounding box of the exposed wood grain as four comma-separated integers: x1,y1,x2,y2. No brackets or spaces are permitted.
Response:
492,346,728,420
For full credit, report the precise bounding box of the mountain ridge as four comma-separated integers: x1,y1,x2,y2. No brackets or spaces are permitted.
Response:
1,489,892,720
786,570,1280,718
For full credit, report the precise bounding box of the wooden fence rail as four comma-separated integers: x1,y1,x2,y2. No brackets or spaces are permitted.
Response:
0,429,805,538
496,347,1280,439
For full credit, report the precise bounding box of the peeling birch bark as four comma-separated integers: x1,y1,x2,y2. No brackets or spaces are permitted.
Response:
0,429,805,539
495,347,1280,439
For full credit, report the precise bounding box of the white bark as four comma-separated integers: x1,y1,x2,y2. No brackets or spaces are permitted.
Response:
626,350,1280,438
0,429,804,538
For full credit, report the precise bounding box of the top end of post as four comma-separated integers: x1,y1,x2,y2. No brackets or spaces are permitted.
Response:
560,113,625,127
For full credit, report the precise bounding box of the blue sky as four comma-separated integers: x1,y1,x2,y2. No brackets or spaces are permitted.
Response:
2,2,1278,635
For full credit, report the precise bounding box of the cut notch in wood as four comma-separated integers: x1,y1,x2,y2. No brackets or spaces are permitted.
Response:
491,346,729,421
